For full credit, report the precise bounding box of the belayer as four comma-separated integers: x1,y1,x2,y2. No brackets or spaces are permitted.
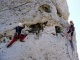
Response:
65,20,75,50
7,23,27,48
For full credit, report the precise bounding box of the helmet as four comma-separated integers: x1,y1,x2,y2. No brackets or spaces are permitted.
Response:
19,23,23,26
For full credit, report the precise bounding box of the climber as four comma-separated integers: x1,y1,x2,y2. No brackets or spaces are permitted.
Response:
65,20,75,50
7,23,27,48
13,23,26,42
65,20,75,40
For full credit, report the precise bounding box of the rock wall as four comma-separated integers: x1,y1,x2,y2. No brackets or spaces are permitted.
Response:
0,0,79,60
0,0,69,31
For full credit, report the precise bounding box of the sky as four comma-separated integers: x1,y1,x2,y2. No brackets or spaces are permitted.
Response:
67,0,80,59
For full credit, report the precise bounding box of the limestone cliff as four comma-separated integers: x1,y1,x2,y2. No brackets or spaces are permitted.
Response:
0,0,79,60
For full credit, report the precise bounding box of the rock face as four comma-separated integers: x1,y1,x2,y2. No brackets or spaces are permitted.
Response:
0,0,79,60
0,0,69,31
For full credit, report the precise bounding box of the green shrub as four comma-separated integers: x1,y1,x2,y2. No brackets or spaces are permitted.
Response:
55,26,62,33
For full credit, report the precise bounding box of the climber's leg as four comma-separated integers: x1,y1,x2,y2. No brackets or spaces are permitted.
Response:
69,40,74,51
71,36,73,41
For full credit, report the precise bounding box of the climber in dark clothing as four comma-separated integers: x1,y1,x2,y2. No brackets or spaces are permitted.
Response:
14,25,25,35
6,23,26,48
65,20,75,51
66,21,75,40
13,23,25,42
67,24,74,36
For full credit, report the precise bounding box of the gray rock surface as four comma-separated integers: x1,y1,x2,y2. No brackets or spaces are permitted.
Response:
0,0,79,60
